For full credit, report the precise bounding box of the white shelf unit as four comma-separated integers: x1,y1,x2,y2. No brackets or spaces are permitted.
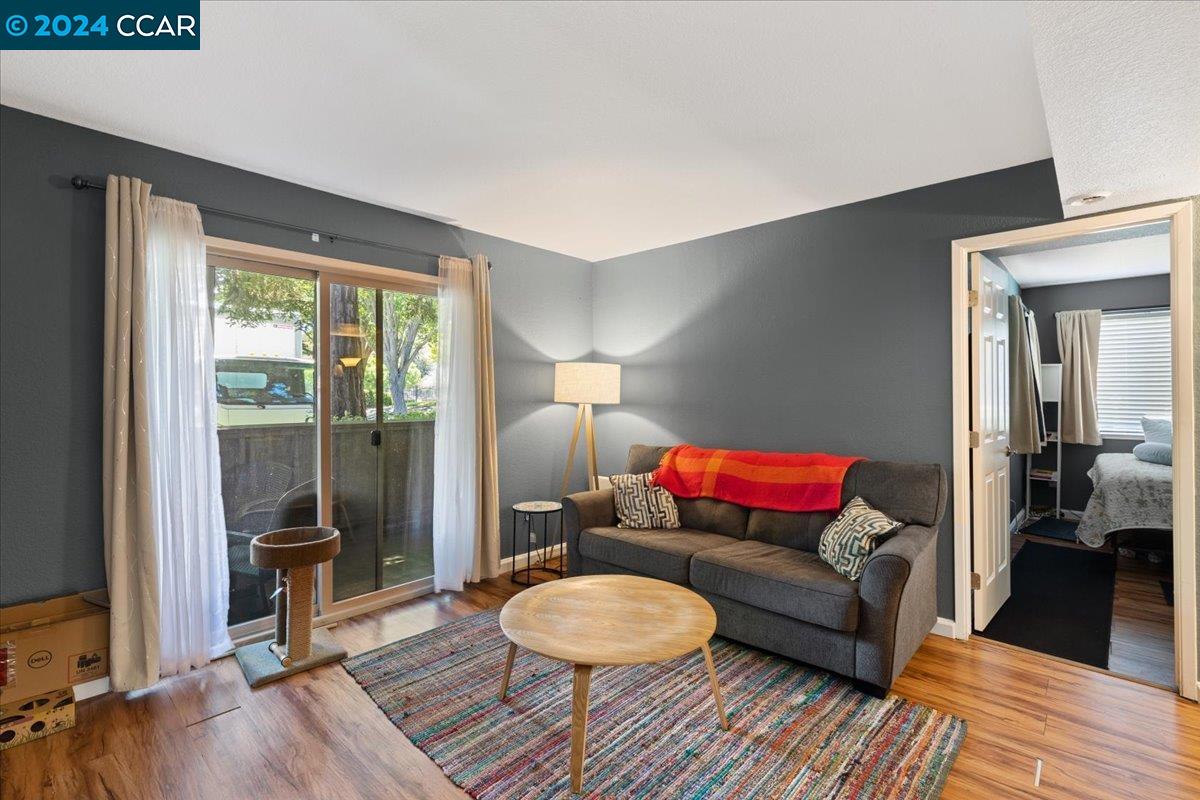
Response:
1025,363,1063,520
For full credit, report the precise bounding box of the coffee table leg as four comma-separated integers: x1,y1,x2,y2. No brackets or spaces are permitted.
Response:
700,642,729,730
498,642,517,701
570,663,592,794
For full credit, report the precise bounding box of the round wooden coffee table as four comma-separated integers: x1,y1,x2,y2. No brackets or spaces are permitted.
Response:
498,574,728,794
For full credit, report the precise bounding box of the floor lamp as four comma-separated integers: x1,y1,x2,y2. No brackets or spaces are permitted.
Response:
555,362,621,497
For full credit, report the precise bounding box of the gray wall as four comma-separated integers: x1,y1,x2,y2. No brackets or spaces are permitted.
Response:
0,106,592,605
1020,275,1170,511
591,160,1064,618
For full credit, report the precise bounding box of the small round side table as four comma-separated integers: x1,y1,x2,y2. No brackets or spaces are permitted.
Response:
510,501,564,586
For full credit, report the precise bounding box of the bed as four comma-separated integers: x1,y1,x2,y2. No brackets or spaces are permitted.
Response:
1076,452,1173,547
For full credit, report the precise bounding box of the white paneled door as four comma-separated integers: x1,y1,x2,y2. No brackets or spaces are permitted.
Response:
971,253,1012,629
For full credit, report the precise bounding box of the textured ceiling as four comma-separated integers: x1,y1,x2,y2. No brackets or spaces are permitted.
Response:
0,1,1051,261
991,228,1170,288
1026,1,1200,217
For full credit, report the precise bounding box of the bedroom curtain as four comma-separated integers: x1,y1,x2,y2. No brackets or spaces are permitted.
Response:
431,255,500,592
145,197,232,675
1057,309,1103,445
1009,296,1042,454
1025,307,1047,442
102,175,160,691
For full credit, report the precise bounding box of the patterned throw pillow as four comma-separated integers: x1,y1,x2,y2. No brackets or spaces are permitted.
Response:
611,472,681,530
818,496,902,581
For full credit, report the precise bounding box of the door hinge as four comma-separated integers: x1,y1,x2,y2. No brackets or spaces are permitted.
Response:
968,430,981,448
971,572,981,590
967,290,979,308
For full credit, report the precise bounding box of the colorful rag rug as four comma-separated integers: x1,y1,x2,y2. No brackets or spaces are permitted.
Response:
651,444,865,512
344,610,965,799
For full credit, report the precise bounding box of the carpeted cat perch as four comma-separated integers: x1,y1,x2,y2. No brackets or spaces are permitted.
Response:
235,526,347,688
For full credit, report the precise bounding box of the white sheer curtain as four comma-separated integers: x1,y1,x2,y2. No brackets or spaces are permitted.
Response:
432,255,500,592
145,197,232,674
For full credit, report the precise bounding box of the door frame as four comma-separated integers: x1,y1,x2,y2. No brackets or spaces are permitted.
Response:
948,200,1197,701
207,236,443,636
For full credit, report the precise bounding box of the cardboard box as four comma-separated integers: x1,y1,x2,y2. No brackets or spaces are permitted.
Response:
0,592,109,704
0,687,75,750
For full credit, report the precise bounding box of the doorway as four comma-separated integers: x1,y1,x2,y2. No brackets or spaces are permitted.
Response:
949,201,1196,700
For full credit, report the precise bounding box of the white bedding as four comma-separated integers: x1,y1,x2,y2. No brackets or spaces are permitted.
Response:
1076,452,1172,547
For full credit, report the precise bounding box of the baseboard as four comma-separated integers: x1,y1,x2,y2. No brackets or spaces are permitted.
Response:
500,542,564,573
930,617,957,638
73,676,110,702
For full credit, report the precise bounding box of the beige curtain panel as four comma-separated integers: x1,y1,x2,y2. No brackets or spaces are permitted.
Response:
472,254,501,582
1009,296,1042,455
1025,309,1047,442
1056,309,1103,445
102,175,161,690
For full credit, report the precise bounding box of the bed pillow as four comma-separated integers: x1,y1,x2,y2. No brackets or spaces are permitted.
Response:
1141,416,1172,444
611,472,681,529
818,496,902,581
1133,441,1172,466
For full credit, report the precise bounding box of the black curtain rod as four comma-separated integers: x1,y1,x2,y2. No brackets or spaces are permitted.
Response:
70,175,484,267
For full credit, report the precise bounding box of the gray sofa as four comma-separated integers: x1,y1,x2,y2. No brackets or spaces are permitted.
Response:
563,445,947,696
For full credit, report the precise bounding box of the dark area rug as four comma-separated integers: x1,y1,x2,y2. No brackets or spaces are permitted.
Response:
978,540,1115,668
1020,515,1079,542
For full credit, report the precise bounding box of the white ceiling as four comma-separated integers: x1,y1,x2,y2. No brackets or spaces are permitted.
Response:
0,2,1194,261
989,225,1170,288
1026,1,1200,217
0,1,1051,261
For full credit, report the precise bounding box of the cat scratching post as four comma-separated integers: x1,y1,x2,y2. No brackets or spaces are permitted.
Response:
235,526,347,687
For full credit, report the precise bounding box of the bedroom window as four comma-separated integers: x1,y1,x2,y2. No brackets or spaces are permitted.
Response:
1096,307,1172,438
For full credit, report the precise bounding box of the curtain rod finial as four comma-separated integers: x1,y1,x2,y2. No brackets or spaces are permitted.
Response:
71,175,89,190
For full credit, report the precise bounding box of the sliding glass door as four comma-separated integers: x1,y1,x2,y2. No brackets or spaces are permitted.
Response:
208,251,439,634
209,259,318,628
322,277,439,608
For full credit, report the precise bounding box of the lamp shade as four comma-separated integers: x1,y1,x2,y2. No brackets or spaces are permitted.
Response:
1040,363,1062,403
554,362,620,405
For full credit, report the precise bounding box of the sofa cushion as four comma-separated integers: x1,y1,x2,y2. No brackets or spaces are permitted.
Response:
626,443,672,474
690,540,860,631
578,527,738,585
675,498,748,538
746,509,833,552
839,460,946,528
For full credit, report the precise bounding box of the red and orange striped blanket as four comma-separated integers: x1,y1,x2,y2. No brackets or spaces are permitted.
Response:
650,444,864,513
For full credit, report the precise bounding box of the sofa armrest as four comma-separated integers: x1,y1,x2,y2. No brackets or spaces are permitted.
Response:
854,524,938,691
562,489,616,576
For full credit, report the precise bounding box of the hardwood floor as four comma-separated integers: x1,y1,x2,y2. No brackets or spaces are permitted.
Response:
2,568,1197,799
1012,531,1176,688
